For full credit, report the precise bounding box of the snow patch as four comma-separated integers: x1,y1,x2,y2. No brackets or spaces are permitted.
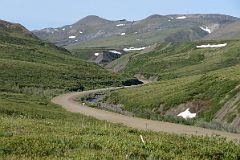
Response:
168,19,171,22
68,36,76,39
200,26,211,34
116,24,126,27
177,108,196,119
196,43,227,48
123,47,146,52
62,28,66,31
69,26,72,28
134,32,138,34
79,31,83,34
109,50,122,55
54,29,59,31
121,33,126,36
176,16,187,20
75,40,78,42
94,53,100,56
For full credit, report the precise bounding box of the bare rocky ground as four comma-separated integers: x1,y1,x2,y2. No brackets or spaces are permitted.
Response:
81,92,134,117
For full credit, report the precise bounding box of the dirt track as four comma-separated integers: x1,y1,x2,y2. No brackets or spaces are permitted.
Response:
51,87,240,141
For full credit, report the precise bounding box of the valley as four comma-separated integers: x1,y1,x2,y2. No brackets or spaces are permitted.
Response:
80,40,240,132
1,9,240,159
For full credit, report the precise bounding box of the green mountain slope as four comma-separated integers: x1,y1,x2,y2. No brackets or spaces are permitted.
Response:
104,40,240,130
0,20,129,92
122,40,240,80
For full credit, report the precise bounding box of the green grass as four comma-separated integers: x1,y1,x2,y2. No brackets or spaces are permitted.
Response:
1,22,240,159
0,26,132,92
121,40,240,79
107,73,239,121
105,40,240,125
238,103,240,113
1,92,240,159
225,112,237,123
105,52,135,72
69,47,113,60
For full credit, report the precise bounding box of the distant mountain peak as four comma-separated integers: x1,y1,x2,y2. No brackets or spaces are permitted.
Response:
0,19,35,38
33,14,240,47
82,15,102,20
76,15,110,25
0,20,22,30
146,14,164,19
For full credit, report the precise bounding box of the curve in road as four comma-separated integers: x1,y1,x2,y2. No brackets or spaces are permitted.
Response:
51,87,240,141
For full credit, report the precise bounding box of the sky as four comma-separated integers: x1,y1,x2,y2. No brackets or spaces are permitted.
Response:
0,0,239,30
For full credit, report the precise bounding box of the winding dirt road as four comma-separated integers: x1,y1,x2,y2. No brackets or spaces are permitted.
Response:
51,87,240,141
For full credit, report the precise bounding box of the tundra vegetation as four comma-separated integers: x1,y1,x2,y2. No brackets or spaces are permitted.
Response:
103,40,240,131
1,21,240,159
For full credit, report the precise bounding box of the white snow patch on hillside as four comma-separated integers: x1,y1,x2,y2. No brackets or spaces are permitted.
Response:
123,47,146,52
62,28,65,31
176,16,187,19
109,50,122,55
116,24,126,27
54,29,59,31
121,33,126,36
75,40,78,42
196,43,227,48
69,36,76,39
177,108,196,119
200,26,211,34
79,31,83,34
94,53,100,56
168,20,171,22
134,32,138,34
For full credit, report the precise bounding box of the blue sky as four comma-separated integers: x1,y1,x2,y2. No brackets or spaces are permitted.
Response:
0,0,239,30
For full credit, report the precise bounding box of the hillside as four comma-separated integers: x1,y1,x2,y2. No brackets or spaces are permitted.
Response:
2,20,240,159
121,40,240,79
33,14,239,48
0,20,132,93
2,87,240,159
205,21,240,40
89,40,240,130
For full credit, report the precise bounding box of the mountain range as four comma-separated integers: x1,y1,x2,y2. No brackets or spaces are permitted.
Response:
33,14,240,48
